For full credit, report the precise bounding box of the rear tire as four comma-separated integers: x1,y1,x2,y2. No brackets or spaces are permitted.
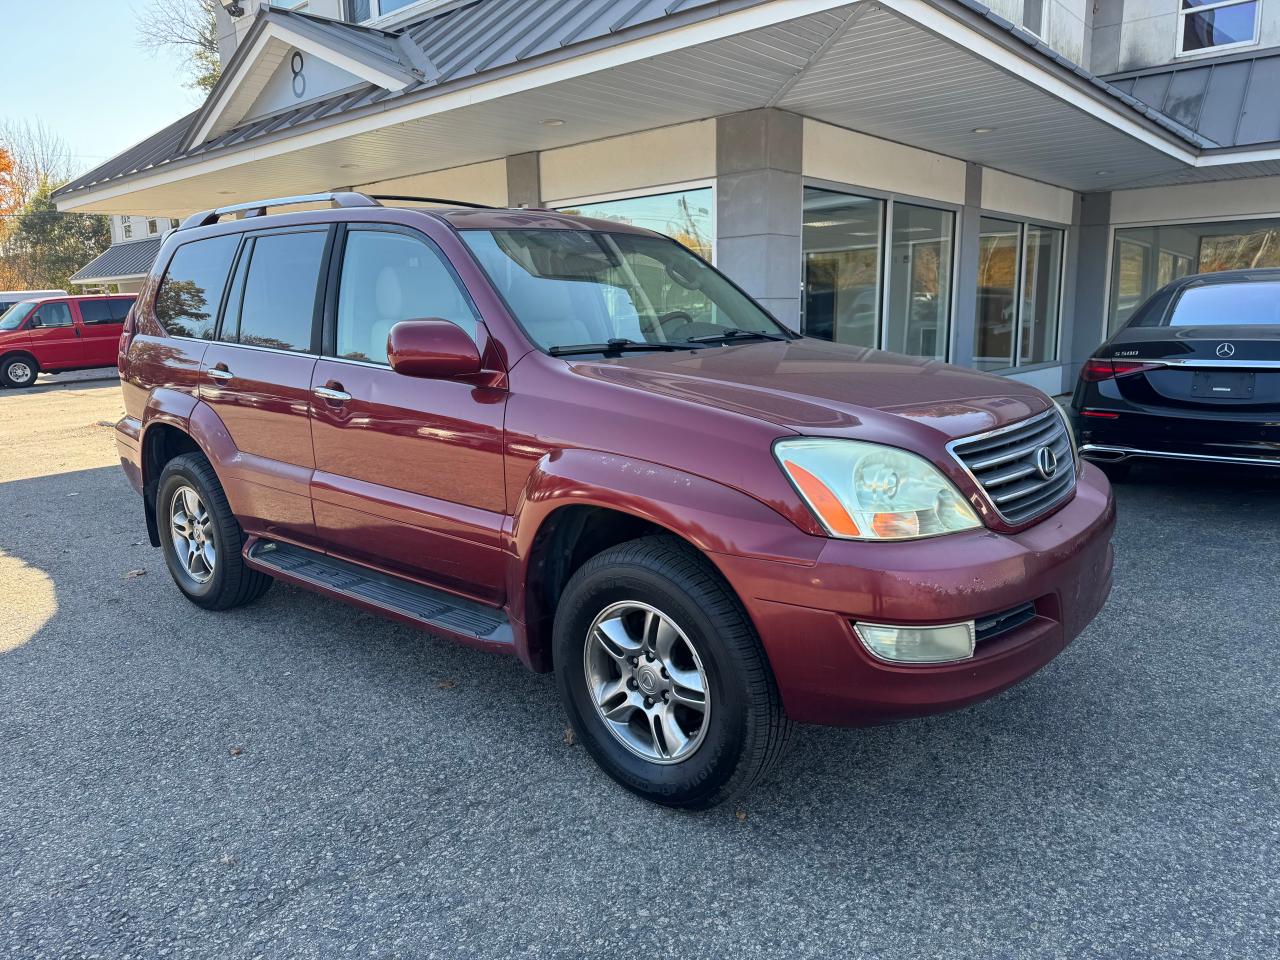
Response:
0,354,38,389
157,452,272,610
553,535,792,809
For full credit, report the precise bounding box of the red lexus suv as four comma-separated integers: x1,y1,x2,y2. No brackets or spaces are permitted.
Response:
114,193,1115,808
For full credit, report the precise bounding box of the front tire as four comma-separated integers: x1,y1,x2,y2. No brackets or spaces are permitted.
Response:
0,354,38,389
157,452,272,610
554,535,792,809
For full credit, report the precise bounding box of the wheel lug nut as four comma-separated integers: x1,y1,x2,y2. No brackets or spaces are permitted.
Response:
645,653,655,662
627,678,638,690
660,668,669,679
644,697,653,708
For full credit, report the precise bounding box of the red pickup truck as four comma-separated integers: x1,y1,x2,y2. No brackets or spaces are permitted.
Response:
0,294,136,388
113,193,1115,808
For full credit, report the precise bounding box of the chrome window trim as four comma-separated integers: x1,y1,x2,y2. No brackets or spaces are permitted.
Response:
946,407,1077,526
170,334,319,359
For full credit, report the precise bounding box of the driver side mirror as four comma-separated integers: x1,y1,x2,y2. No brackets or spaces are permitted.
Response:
388,319,482,379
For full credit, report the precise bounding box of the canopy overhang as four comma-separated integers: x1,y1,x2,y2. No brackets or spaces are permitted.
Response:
54,0,1276,217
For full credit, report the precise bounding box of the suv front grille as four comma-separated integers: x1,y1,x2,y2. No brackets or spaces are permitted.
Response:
949,408,1076,526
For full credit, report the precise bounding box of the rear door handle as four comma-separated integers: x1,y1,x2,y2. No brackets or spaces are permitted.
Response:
314,385,352,403
207,365,234,381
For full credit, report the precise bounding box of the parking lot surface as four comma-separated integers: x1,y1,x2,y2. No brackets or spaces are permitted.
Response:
1,381,1277,959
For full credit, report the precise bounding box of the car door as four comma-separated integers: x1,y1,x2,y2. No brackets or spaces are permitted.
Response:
26,301,84,370
76,298,133,367
198,226,332,547
309,223,508,603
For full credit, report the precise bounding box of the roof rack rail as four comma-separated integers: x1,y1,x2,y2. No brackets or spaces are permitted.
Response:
179,192,380,229
368,194,495,210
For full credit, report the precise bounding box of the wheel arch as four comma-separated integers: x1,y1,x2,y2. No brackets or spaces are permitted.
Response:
510,449,818,673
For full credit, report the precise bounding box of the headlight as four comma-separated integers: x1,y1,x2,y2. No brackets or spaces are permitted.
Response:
775,438,981,541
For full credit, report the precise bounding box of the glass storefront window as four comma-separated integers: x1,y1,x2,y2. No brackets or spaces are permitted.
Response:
555,188,714,263
802,188,884,348
1021,225,1064,366
886,203,953,360
1109,218,1280,331
973,218,1064,370
802,187,953,358
974,218,1020,370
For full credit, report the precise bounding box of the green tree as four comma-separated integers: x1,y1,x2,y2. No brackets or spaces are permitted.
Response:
7,181,111,291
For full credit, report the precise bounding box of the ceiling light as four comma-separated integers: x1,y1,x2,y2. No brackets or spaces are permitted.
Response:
972,127,995,134
339,163,359,169
540,118,566,127
1096,170,1111,176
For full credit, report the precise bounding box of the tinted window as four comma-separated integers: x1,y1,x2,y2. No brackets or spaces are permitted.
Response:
155,235,239,339
235,231,327,352
34,302,74,327
79,300,122,325
1158,282,1280,327
335,229,477,364
110,298,133,321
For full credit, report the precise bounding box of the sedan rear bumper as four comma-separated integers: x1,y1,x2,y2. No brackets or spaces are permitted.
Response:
1080,442,1280,468
712,464,1116,727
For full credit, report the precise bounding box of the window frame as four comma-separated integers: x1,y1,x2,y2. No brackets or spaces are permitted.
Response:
321,222,483,368
1021,0,1046,39
121,218,134,241
973,212,1068,371
801,178,961,362
1176,0,1261,57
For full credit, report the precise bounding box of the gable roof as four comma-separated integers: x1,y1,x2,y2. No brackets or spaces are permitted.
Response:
51,0,1246,205
1104,48,1280,149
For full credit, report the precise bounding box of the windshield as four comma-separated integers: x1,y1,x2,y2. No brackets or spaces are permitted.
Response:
1134,281,1280,327
0,301,35,331
461,229,787,352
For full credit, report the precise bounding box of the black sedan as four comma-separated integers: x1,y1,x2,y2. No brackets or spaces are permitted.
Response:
1071,268,1280,479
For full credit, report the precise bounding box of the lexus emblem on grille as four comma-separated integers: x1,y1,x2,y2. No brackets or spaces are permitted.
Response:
1034,445,1058,481
1216,342,1236,358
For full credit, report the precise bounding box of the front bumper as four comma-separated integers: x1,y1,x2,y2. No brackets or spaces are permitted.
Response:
712,463,1116,726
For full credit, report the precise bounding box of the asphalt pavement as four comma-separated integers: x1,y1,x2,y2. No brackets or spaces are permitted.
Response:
1,380,1277,959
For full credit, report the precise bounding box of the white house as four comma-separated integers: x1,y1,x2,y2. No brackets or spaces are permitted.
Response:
70,215,180,293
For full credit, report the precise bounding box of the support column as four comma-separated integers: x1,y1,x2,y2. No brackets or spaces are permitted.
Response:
715,109,804,330
950,162,984,368
506,152,542,208
1065,191,1112,384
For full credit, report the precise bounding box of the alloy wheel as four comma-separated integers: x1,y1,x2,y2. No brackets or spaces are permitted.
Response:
169,485,216,584
583,600,711,764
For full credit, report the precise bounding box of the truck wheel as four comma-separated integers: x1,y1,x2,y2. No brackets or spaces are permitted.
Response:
156,452,272,610
554,535,792,809
0,354,38,389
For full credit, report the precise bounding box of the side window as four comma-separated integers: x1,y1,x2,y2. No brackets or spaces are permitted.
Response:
335,229,477,365
154,235,239,339
79,300,118,325
34,302,74,327
234,230,328,353
109,298,134,322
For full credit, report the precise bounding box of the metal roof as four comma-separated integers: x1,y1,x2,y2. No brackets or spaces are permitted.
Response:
70,238,163,283
1105,48,1280,149
51,0,1250,204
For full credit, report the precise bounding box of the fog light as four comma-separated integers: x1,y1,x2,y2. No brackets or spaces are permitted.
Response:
854,621,976,664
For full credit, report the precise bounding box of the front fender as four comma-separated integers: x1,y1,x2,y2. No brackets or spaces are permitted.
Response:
507,449,824,668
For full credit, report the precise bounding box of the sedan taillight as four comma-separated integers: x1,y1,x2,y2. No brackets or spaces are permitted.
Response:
1080,358,1164,381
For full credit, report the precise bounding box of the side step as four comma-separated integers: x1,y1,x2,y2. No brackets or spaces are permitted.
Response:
247,540,513,646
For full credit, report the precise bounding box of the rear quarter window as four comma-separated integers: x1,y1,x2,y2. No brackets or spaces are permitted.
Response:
154,235,240,339
79,300,122,325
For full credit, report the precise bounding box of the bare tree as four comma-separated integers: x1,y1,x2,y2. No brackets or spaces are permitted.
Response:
136,0,223,93
0,119,75,207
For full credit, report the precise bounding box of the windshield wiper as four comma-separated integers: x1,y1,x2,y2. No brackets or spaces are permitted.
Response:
687,328,792,344
548,338,693,357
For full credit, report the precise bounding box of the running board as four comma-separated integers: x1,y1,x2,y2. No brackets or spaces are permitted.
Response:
246,540,513,646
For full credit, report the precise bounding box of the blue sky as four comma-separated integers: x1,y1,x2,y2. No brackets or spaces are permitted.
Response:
1,1,204,178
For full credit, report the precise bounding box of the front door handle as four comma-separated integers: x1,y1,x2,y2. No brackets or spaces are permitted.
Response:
314,385,352,403
207,364,234,381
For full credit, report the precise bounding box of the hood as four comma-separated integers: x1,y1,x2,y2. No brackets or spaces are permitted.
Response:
567,338,1052,442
